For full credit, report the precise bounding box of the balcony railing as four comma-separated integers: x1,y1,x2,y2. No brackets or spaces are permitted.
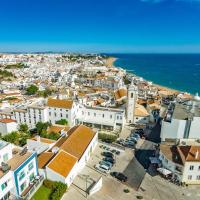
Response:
20,175,44,200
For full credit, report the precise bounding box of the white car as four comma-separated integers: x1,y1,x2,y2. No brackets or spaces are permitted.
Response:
95,164,110,173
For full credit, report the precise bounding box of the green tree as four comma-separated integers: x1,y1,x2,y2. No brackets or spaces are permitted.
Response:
26,84,38,95
36,122,50,134
48,132,60,140
19,134,30,146
38,88,52,98
2,131,19,144
19,123,29,133
55,119,68,125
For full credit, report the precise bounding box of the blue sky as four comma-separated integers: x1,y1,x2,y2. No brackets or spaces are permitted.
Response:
0,0,200,53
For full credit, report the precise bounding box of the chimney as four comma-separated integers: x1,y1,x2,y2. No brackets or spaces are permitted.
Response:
195,150,199,159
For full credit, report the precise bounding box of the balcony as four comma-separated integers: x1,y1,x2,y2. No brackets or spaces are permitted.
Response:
20,175,44,200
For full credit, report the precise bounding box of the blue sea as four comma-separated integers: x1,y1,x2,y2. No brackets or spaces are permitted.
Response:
111,54,200,95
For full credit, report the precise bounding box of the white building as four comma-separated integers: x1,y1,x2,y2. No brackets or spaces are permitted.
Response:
47,98,78,127
159,144,200,185
13,100,49,129
12,97,78,129
126,80,138,123
77,104,125,131
0,140,40,200
0,119,18,135
37,125,98,187
161,101,200,142
134,104,150,124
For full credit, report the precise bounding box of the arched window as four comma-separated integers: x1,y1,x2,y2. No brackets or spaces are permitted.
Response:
131,93,133,98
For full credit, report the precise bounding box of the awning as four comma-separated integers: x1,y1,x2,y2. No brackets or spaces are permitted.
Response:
157,168,172,176
149,157,160,164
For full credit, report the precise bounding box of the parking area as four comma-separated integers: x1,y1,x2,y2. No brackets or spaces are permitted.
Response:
87,142,146,189
62,142,147,200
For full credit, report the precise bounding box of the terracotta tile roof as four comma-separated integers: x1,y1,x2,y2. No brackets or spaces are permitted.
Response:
47,151,77,177
47,125,70,134
178,146,200,162
160,144,183,165
114,88,127,100
0,118,16,123
160,145,200,166
47,98,73,109
38,152,55,169
60,125,96,160
134,104,149,117
31,137,56,144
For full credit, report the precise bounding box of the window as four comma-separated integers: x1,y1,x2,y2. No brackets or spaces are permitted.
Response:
131,93,133,98
102,114,104,118
120,116,122,120
117,116,119,120
1,182,7,191
3,154,8,162
20,182,27,192
189,165,194,170
29,173,34,182
188,175,192,180
82,111,84,115
19,171,25,181
49,112,51,116
54,113,56,117
197,175,200,180
94,113,96,117
28,162,34,171
66,114,68,118
60,113,63,117
110,115,112,119
88,112,90,116
198,166,200,171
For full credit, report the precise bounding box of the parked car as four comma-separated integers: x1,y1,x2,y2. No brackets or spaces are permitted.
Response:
126,137,137,143
110,172,128,182
102,151,114,158
123,141,135,148
95,164,110,173
116,150,120,155
128,136,138,142
103,157,115,164
111,149,117,154
131,133,140,138
99,160,113,168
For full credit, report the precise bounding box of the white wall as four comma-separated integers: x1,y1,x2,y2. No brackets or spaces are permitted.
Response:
160,119,186,141
0,171,13,199
189,117,200,139
77,105,124,129
0,142,13,163
182,162,200,184
48,103,78,127
15,156,38,195
0,122,18,135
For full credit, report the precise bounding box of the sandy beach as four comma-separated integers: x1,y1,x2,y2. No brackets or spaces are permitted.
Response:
105,57,117,67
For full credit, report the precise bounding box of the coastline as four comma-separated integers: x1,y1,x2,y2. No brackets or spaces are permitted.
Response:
105,57,118,67
109,56,184,95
